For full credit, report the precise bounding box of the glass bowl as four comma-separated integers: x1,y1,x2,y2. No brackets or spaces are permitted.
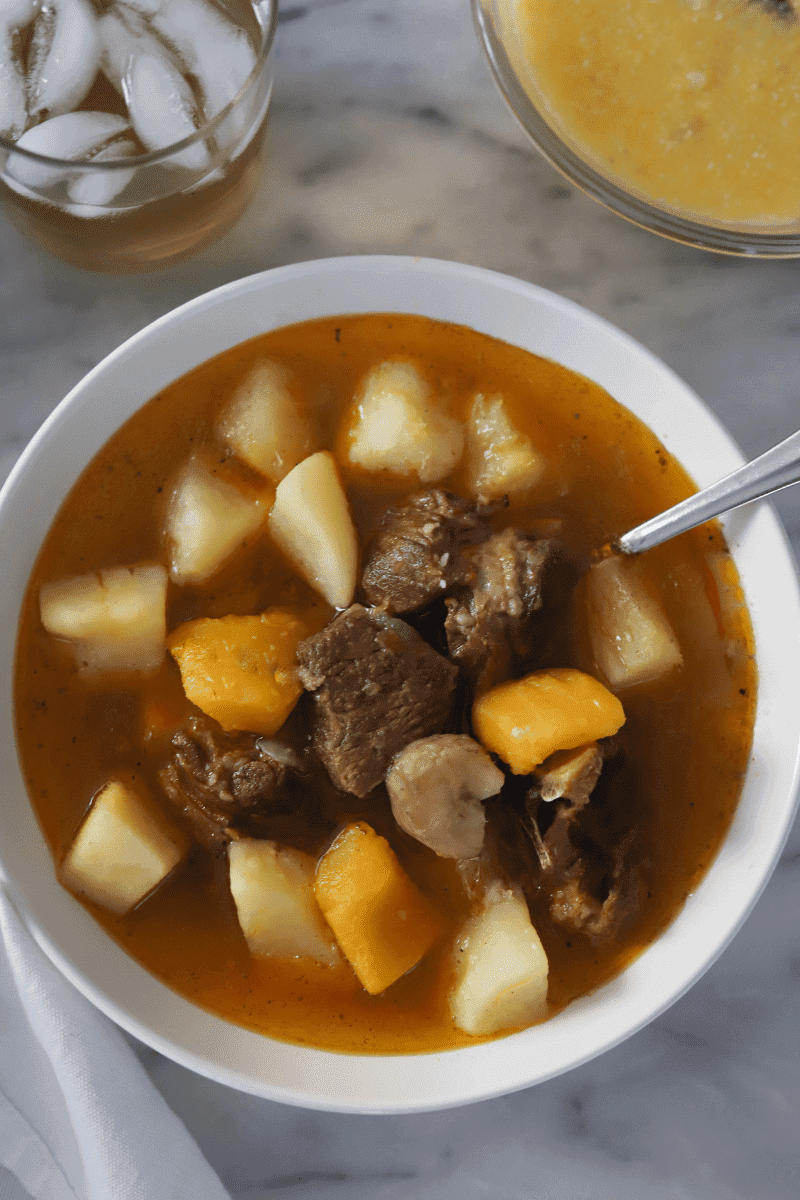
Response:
472,0,800,257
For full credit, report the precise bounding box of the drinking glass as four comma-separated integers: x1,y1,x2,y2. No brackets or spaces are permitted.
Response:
0,0,278,272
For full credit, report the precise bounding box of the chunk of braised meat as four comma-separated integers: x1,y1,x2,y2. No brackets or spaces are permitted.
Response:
522,741,640,942
159,715,297,848
444,529,555,692
386,734,505,859
531,743,604,805
361,489,502,614
546,843,638,938
297,603,458,797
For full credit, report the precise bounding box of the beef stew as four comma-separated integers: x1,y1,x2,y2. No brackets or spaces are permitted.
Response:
13,313,756,1053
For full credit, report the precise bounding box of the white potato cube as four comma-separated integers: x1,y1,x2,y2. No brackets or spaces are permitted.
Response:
218,360,317,484
464,393,544,498
268,450,358,609
228,839,340,966
585,556,683,689
60,780,183,914
40,563,167,674
449,884,549,1036
166,461,265,586
347,361,464,483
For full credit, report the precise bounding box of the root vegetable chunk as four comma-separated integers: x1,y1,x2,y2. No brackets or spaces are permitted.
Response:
464,393,544,498
167,461,264,586
450,884,549,1035
268,451,358,609
386,734,504,859
585,556,683,689
60,780,183,914
40,563,167,674
347,361,464,483
472,667,625,774
228,840,340,966
168,609,307,735
315,822,446,994
218,361,317,483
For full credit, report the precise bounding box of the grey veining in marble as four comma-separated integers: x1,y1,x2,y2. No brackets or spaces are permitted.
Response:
2,0,799,1197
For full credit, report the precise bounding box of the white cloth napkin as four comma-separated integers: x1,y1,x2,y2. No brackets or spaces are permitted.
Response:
0,887,231,1200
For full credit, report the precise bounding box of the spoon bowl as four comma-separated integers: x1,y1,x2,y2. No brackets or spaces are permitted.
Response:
618,428,800,555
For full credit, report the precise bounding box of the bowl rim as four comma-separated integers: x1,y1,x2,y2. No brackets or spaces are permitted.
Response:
471,0,800,258
2,254,800,1113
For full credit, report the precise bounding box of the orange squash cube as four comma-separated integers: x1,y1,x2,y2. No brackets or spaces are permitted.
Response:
472,667,625,774
315,822,446,995
167,609,307,735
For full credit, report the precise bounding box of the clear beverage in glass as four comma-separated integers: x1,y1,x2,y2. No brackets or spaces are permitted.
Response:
0,0,277,272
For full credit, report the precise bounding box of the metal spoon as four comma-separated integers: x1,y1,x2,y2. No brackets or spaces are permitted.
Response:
615,427,800,556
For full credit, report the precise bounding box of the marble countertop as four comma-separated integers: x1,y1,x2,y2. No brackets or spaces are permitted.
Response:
2,1,799,1197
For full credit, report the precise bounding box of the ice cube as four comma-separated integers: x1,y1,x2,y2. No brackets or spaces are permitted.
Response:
0,0,38,29
152,0,256,122
26,0,102,124
0,168,127,219
0,0,36,141
117,0,163,14
123,51,208,171
100,7,177,97
67,136,137,205
0,32,27,140
100,10,143,95
7,111,130,188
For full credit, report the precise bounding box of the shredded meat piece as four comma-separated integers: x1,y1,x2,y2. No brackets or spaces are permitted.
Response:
159,715,293,847
522,741,639,941
520,739,638,945
547,840,637,937
297,603,458,797
531,743,604,805
444,529,555,691
360,489,501,614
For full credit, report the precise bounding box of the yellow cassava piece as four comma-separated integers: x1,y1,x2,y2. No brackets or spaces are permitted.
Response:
167,609,307,735
314,821,446,995
472,667,625,775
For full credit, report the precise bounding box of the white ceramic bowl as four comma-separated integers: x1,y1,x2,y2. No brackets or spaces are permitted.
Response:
2,257,799,1113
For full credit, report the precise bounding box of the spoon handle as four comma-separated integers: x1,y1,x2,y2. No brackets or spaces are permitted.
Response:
617,427,800,556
